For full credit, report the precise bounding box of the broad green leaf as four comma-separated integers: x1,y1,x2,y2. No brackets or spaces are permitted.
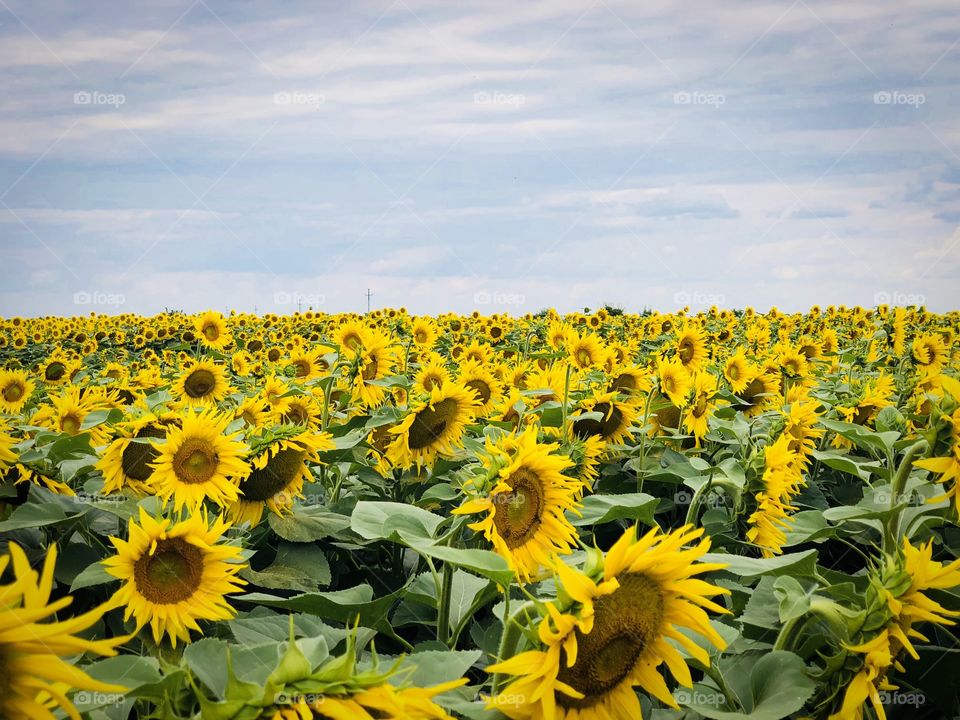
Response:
569,493,658,527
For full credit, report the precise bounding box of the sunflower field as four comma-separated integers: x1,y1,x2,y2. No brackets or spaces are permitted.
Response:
0,305,958,720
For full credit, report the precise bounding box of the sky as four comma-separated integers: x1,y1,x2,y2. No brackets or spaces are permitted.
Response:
0,0,958,317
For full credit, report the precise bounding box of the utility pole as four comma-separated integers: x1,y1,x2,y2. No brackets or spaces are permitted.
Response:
366,288,373,314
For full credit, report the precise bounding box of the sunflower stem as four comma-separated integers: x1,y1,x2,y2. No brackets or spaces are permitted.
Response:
561,363,572,438
491,599,536,694
883,439,928,554
436,560,455,646
636,389,654,494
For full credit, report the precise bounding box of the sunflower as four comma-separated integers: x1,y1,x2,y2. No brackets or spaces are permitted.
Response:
914,407,960,519
229,425,334,525
912,333,947,370
386,382,478,469
194,310,232,350
683,371,720,445
606,364,651,396
486,525,729,719
732,368,779,417
352,328,399,409
0,543,128,720
37,350,79,386
288,348,324,380
0,367,34,413
547,319,575,350
746,435,803,557
828,630,897,720
104,507,246,646
410,317,439,348
656,356,692,408
572,390,639,447
334,319,371,353
30,387,113,446
173,359,231,407
723,349,750,394
566,331,607,371
235,395,270,428
458,359,503,416
453,427,582,582
97,412,176,495
150,408,251,512
674,322,707,372
413,354,450,394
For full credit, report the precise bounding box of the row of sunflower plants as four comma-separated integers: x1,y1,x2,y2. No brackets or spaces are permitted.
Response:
0,305,957,719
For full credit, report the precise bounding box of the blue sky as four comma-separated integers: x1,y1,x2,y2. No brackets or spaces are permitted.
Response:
1,0,958,316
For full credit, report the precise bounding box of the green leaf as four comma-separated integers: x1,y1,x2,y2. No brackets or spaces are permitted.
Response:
773,576,811,622
700,550,819,579
0,501,83,531
70,560,115,592
811,449,882,481
569,493,658,527
351,501,445,542
268,507,352,542
678,651,816,719
394,649,482,687
236,583,404,633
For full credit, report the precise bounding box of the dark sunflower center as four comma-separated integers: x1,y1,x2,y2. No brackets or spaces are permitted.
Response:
294,360,311,377
172,438,219,484
655,403,680,430
60,413,82,434
267,348,282,362
238,448,306,501
121,425,166,481
2,382,24,402
415,330,427,343
362,356,379,381
203,324,220,341
736,377,766,408
609,374,636,392
45,361,66,381
678,339,695,364
556,573,665,709
573,402,623,441
281,404,309,425
728,363,741,380
491,468,545,549
407,398,459,450
465,378,491,404
133,537,204,604
576,349,592,367
185,369,216,398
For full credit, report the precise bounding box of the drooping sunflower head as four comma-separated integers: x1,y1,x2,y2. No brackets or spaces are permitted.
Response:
487,524,730,719
229,425,334,525
606,364,652,396
104,507,247,646
912,333,947,369
150,408,251,512
386,382,478,469
453,426,582,582
0,368,34,414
